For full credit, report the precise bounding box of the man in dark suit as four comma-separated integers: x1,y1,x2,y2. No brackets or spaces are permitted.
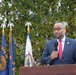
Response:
41,22,76,65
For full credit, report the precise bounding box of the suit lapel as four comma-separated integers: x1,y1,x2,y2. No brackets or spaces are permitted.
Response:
62,38,70,59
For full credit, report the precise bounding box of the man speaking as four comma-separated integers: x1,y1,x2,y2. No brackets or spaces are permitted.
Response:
41,22,76,65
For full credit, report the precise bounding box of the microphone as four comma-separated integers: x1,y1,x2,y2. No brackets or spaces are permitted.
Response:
54,41,58,51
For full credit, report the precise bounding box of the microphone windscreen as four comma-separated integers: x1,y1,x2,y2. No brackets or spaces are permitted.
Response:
54,41,58,47
54,41,58,51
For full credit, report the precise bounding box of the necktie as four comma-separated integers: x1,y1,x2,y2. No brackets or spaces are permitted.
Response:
59,40,62,60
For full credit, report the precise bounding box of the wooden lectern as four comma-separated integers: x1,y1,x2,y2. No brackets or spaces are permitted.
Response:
19,64,76,75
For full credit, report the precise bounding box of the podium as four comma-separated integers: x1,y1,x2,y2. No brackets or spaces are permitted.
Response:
19,64,76,75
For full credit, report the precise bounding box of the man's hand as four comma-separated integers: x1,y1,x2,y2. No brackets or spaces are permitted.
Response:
50,51,58,61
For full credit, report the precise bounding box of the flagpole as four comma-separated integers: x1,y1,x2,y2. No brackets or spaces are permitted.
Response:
8,21,14,47
25,21,32,34
1,22,6,34
8,21,15,75
24,22,34,67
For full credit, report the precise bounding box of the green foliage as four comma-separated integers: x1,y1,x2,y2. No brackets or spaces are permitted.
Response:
0,0,76,75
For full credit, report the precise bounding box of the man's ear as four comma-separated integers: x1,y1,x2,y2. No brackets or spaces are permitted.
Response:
64,28,67,34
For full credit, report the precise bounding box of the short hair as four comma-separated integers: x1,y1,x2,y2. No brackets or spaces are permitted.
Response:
54,21,68,28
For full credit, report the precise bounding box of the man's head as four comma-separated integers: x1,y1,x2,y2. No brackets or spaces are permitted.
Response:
53,22,67,40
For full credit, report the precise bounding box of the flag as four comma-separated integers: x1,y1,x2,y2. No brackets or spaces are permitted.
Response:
0,29,8,75
24,34,34,67
9,28,15,75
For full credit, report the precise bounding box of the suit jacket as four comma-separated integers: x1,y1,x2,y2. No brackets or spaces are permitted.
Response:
41,37,76,65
